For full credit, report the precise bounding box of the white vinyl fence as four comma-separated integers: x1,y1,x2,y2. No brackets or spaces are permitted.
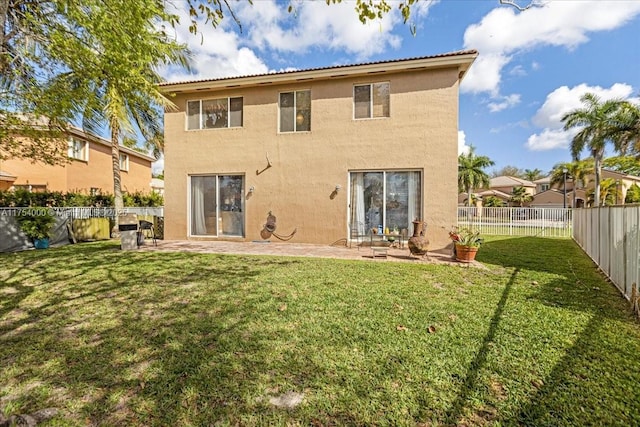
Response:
573,205,640,311
457,207,572,238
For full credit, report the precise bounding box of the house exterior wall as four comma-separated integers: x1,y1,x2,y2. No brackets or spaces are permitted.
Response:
1,136,153,194
164,61,469,250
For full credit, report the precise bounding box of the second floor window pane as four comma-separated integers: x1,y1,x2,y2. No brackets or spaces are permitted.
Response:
280,90,310,132
203,98,228,129
187,97,243,130
354,82,389,119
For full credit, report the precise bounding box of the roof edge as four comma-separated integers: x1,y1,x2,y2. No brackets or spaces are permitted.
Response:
159,49,478,94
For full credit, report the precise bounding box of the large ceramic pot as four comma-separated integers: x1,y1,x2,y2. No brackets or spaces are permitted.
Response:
455,244,478,263
408,220,429,257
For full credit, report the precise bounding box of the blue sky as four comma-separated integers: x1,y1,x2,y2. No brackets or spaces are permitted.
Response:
159,0,640,176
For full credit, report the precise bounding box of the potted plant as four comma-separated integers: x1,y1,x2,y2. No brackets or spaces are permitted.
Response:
16,207,56,249
449,227,483,262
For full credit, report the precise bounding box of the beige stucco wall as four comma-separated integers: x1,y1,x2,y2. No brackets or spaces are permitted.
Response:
1,140,152,194
164,67,462,250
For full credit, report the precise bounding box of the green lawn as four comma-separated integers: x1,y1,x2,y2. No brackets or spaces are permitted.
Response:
1,237,639,426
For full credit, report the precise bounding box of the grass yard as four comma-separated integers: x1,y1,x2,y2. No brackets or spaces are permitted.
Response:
1,237,639,426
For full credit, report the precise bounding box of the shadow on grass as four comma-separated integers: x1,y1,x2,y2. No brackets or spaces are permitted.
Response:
1,241,313,424
473,236,640,426
445,268,520,426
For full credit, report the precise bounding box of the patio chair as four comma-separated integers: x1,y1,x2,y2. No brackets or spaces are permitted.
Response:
138,219,157,246
349,221,366,250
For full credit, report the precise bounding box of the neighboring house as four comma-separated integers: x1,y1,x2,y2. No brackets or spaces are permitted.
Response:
487,176,536,198
0,126,155,193
531,169,640,207
530,188,587,208
151,178,165,195
533,176,551,194
460,176,536,207
160,50,478,250
599,169,640,204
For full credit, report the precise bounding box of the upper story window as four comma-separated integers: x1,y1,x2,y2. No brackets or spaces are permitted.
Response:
187,97,243,130
279,90,310,132
354,82,390,119
68,138,88,161
119,153,129,171
540,184,550,192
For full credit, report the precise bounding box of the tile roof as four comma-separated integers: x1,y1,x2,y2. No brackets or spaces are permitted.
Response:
159,49,478,87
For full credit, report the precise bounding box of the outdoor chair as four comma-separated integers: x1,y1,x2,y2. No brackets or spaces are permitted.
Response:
138,220,157,246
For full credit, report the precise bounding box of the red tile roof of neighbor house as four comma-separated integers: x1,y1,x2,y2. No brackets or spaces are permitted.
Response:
0,170,17,181
159,49,479,92
490,176,536,188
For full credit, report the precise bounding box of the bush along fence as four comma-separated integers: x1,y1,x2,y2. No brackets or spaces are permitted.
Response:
0,190,164,252
0,206,164,253
573,205,640,319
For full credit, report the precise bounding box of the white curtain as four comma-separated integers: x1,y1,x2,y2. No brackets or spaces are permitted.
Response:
191,177,207,235
351,173,366,235
408,171,420,225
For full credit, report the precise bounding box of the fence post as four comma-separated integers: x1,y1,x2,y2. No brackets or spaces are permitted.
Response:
632,283,639,319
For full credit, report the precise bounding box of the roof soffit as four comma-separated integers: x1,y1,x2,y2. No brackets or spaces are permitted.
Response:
159,50,478,95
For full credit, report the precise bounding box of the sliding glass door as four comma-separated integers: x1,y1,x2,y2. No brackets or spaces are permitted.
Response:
349,171,421,236
190,175,244,237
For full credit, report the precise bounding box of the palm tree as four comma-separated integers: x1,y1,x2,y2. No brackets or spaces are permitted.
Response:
609,100,640,157
586,178,621,206
550,160,593,208
510,186,533,207
482,196,505,207
562,93,625,206
458,146,494,207
523,168,543,181
55,1,190,227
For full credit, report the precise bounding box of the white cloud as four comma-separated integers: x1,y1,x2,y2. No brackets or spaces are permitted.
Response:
526,128,571,151
532,83,634,129
161,0,440,82
152,155,164,175
508,65,527,77
461,1,640,96
161,5,270,82
526,83,635,151
488,93,521,113
458,130,471,155
241,0,403,59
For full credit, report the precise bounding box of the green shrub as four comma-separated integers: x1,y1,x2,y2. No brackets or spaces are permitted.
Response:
0,190,162,207
16,207,56,240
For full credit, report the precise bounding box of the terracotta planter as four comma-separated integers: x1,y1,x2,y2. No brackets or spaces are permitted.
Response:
408,220,429,257
455,244,478,263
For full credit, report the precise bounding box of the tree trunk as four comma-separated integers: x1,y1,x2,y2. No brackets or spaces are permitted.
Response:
467,186,473,207
0,0,9,74
112,123,123,230
594,152,602,207
572,178,577,209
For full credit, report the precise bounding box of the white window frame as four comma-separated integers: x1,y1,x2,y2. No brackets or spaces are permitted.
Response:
188,174,245,237
353,82,390,120
278,89,311,133
119,153,130,171
68,138,88,161
186,97,243,130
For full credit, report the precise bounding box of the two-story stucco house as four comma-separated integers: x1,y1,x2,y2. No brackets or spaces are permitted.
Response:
0,126,155,194
160,50,477,251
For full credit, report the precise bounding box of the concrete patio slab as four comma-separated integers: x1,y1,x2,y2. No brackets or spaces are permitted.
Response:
137,239,474,266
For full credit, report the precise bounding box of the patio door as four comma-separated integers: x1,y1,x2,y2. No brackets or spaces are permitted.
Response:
349,171,421,236
189,175,244,237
